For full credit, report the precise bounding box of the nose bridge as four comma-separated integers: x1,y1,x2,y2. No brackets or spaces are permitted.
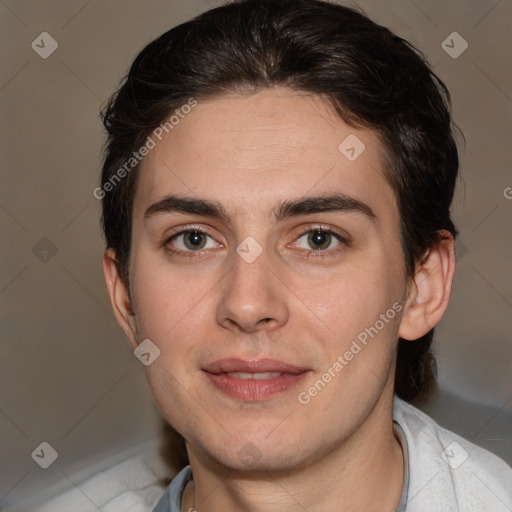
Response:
232,241,271,296
216,237,289,332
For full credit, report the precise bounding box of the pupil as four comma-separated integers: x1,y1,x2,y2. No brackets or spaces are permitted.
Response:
309,230,330,250
185,230,205,249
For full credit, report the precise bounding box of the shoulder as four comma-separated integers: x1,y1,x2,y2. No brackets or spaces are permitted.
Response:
393,396,512,511
19,454,167,512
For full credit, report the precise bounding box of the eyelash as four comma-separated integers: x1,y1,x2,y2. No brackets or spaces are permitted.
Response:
163,224,348,259
294,225,348,258
163,224,217,259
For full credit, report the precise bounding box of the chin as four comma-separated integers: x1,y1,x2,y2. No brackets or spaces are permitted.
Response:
198,434,309,474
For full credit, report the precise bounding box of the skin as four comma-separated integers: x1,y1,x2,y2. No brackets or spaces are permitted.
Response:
104,87,456,512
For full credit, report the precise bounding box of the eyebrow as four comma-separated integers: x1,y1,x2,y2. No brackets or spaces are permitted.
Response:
144,193,377,224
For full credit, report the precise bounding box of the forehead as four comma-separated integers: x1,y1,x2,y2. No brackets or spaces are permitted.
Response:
133,88,396,222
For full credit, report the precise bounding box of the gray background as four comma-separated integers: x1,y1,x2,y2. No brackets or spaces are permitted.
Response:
1,0,511,508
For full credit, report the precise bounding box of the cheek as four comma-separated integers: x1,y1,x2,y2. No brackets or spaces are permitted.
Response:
308,265,404,392
130,260,211,411
130,251,215,339
129,253,224,409
302,254,402,336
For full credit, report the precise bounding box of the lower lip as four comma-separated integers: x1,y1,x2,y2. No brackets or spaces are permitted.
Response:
204,371,310,401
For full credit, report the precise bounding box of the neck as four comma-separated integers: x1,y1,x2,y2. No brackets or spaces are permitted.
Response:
182,391,404,512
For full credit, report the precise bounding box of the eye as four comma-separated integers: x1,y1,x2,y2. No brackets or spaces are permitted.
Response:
294,228,347,252
166,229,219,252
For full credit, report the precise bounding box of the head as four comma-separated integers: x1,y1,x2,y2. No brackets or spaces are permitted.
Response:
101,0,458,472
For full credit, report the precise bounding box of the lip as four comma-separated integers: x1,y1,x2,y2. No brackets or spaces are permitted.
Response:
203,358,308,374
203,358,310,401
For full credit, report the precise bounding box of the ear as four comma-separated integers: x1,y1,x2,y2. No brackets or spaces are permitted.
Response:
103,248,138,349
398,231,456,341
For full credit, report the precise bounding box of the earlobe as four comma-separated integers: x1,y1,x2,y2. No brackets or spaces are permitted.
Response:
103,248,138,348
398,231,456,341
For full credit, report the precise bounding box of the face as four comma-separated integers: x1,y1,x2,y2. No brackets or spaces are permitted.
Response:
122,88,410,471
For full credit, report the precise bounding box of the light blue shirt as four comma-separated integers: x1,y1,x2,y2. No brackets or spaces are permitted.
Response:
152,465,193,512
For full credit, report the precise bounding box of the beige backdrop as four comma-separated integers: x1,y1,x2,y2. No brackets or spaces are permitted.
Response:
1,0,511,508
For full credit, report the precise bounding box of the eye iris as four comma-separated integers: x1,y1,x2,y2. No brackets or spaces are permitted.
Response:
184,230,206,250
308,230,331,250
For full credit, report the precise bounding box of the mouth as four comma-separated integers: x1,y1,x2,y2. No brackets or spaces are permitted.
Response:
222,371,284,379
202,358,311,401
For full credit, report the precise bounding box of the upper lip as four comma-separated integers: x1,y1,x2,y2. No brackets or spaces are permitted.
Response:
203,358,309,374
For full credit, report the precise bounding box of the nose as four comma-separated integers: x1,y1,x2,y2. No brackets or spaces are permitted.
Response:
215,245,289,334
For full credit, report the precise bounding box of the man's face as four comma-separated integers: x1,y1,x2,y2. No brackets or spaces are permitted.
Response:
127,88,409,470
